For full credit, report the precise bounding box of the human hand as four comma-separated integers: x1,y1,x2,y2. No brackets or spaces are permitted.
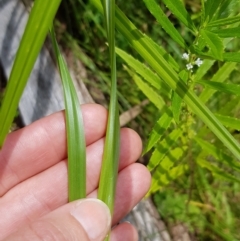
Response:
0,104,151,241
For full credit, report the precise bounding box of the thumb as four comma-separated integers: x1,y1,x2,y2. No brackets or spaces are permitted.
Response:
4,198,111,241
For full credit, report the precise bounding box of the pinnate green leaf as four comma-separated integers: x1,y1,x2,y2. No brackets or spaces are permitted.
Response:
116,47,171,97
215,114,240,131
206,14,240,28
197,158,240,184
223,52,240,63
195,137,240,171
91,0,240,161
143,0,186,48
199,62,236,103
149,146,188,194
144,108,173,154
126,68,166,110
196,80,240,96
203,0,222,23
147,128,182,171
200,29,224,60
212,27,240,38
162,0,196,31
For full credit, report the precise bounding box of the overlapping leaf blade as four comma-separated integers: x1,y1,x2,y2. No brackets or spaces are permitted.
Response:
50,28,86,201
0,0,61,148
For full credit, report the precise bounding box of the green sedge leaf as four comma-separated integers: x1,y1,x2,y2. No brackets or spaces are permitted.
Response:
197,158,240,184
97,0,120,226
200,29,224,60
200,62,236,103
144,108,173,154
212,27,240,38
0,0,61,148
116,47,171,97
143,0,186,48
125,67,166,110
162,0,196,31
50,28,86,201
194,137,240,171
147,128,182,171
149,146,188,194
223,52,240,62
171,70,188,124
196,79,240,96
91,0,240,161
215,114,240,131
206,14,240,28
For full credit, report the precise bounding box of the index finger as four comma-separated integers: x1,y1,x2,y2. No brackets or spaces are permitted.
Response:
0,104,107,196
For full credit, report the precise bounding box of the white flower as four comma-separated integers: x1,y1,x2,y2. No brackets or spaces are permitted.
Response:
182,53,189,61
186,63,193,70
195,58,203,67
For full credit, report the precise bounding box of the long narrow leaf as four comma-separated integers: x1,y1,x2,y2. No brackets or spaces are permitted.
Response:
223,52,240,63
97,0,120,230
196,80,240,97
215,114,240,131
212,27,240,38
0,0,61,148
199,62,236,103
206,14,240,28
50,28,86,200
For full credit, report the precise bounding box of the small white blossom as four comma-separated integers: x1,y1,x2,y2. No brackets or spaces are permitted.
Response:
186,63,193,70
195,58,203,67
182,53,189,61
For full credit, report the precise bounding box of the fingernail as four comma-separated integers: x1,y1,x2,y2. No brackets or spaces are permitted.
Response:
70,198,111,241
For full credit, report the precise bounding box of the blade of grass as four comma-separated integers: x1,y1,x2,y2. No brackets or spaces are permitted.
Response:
50,27,86,201
0,0,61,148
97,1,120,237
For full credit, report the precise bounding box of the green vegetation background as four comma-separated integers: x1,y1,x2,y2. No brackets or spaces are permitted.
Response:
56,1,240,240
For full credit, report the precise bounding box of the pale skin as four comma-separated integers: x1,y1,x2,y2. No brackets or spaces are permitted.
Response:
0,104,151,241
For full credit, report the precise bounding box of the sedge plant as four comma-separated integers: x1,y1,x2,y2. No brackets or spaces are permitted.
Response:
0,1,120,238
